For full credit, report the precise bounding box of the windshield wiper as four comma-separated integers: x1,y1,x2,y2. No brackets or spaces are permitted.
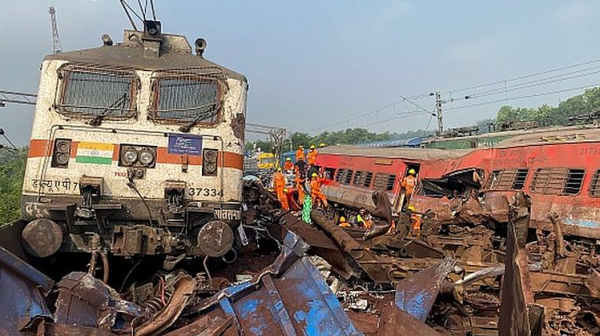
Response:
89,91,129,127
178,103,218,133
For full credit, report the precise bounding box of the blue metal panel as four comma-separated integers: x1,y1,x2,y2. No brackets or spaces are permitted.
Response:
0,246,53,335
191,232,363,336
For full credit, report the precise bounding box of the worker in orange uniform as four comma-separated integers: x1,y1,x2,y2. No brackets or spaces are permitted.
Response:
307,145,318,166
401,169,417,209
294,167,306,205
408,205,421,238
296,145,306,177
283,157,294,172
310,172,328,208
273,167,289,210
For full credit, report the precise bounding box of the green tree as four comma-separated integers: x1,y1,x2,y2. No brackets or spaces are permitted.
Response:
0,150,26,224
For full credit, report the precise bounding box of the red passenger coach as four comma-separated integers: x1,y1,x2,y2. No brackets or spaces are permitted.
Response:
315,146,469,215
411,127,600,241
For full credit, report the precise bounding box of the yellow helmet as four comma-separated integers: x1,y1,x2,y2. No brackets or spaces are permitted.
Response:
310,145,316,149
277,167,282,172
312,173,318,178
408,169,416,175
340,216,346,222
320,143,326,148
286,157,291,161
299,145,304,148
408,205,416,211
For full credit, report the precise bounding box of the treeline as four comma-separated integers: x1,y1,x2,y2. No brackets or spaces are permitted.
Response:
0,150,26,224
249,128,434,153
495,87,600,126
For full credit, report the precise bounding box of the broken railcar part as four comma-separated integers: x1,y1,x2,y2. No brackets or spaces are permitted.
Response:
0,245,53,336
394,257,457,322
185,231,363,336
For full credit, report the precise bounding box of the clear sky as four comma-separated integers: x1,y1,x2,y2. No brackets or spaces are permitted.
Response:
1,0,600,145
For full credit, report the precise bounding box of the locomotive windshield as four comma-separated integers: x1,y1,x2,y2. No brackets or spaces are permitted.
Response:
58,66,136,118
151,77,220,124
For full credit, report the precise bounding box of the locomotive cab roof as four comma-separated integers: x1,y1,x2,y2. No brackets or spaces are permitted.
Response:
44,27,246,81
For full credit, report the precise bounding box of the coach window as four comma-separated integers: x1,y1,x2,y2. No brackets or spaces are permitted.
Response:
363,172,373,187
324,167,336,180
57,65,137,119
488,169,529,190
335,169,345,183
352,171,363,186
149,74,224,126
589,170,600,197
530,167,585,195
343,170,354,185
373,173,396,191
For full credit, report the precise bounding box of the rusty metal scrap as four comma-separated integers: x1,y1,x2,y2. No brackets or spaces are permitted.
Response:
395,257,457,322
0,245,53,336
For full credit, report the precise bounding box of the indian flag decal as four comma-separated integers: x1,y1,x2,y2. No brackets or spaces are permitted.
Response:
76,142,114,165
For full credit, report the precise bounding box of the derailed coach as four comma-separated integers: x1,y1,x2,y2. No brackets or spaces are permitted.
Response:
20,21,248,262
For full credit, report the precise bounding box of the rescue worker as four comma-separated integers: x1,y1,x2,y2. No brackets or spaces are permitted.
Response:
338,216,351,228
401,169,417,207
356,208,373,229
273,167,289,210
408,205,421,238
283,157,294,171
296,145,306,177
307,145,318,166
310,172,328,208
294,167,306,205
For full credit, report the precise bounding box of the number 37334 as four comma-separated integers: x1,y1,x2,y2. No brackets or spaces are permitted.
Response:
188,187,223,197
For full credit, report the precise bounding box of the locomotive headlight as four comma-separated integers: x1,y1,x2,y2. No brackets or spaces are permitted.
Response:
139,149,155,167
51,138,71,168
55,152,70,166
122,148,138,165
202,148,218,176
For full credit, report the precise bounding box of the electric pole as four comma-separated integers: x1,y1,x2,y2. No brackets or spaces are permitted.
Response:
49,6,62,53
435,91,444,136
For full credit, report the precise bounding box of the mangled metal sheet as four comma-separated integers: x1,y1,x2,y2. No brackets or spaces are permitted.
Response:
185,231,363,336
0,244,53,336
394,257,456,322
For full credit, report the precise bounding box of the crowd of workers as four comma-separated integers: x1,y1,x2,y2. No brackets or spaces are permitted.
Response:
272,143,326,212
271,144,422,237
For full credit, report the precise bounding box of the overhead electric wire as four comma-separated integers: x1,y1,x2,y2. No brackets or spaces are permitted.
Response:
120,0,142,30
461,65,600,100
442,58,600,94
362,111,432,128
446,83,600,111
307,100,404,133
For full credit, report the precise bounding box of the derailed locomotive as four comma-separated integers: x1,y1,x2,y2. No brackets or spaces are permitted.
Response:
20,21,248,261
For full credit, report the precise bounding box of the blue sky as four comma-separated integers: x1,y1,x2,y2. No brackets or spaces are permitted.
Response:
2,0,600,145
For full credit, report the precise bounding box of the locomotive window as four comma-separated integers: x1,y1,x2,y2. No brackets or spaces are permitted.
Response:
58,67,136,118
150,77,221,124
589,170,600,197
530,168,585,195
373,173,395,191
